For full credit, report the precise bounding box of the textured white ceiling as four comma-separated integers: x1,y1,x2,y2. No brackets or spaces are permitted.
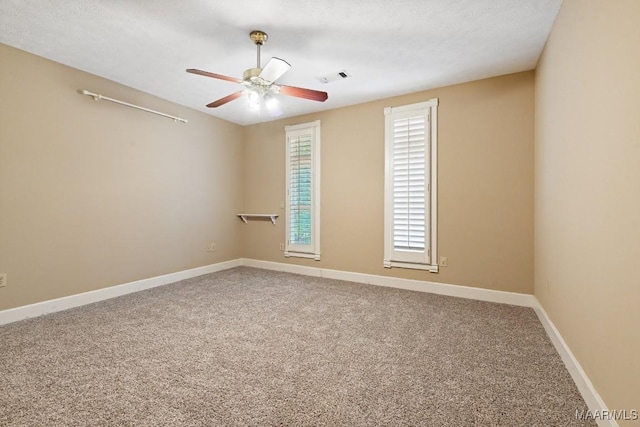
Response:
0,0,562,126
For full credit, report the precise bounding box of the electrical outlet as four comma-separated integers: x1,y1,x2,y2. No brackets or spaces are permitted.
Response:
279,243,285,251
207,243,216,252
0,273,7,287
438,257,448,267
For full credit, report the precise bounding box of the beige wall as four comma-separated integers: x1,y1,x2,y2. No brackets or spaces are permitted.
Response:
535,0,640,420
242,71,534,293
0,43,244,310
0,46,534,309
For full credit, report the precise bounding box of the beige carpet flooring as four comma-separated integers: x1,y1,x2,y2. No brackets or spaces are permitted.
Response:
0,267,594,426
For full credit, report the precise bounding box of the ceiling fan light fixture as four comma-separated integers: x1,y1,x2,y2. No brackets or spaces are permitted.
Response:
264,92,283,117
246,88,261,111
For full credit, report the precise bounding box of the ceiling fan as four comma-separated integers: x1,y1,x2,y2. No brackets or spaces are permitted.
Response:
187,30,328,116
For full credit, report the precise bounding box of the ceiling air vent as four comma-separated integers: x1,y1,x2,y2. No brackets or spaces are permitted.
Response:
316,70,351,84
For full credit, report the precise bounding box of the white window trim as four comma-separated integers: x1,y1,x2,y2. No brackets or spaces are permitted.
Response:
285,120,321,260
384,98,438,272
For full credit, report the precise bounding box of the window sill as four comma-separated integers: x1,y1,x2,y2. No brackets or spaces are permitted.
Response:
383,260,439,273
285,251,321,261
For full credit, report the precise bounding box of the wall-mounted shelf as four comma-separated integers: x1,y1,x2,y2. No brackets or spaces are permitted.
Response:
237,214,279,226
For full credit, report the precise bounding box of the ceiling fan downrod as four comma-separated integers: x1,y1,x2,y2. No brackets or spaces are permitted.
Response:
250,30,268,68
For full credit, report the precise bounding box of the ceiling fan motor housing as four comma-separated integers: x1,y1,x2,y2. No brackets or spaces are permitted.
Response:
243,68,262,83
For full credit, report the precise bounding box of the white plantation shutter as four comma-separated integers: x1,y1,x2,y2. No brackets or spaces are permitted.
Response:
285,121,321,259
384,99,438,271
289,134,313,246
393,115,427,252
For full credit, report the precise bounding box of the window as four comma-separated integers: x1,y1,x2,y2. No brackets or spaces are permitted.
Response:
384,99,438,272
285,120,321,260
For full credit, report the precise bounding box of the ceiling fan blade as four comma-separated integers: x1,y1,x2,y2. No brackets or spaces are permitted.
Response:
259,57,291,84
206,91,244,108
279,85,328,102
186,69,242,84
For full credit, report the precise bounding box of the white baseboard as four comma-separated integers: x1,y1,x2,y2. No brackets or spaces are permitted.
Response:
0,256,613,425
534,305,617,427
241,258,538,307
0,259,242,326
